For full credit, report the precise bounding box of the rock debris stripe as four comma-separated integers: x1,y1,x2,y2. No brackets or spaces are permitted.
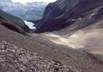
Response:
0,40,81,72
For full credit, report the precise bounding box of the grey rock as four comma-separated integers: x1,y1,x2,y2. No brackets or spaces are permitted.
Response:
0,40,80,72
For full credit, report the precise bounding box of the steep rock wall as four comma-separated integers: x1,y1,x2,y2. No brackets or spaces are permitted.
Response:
35,0,103,33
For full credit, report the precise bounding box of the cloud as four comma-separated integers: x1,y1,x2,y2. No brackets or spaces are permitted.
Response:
12,0,56,3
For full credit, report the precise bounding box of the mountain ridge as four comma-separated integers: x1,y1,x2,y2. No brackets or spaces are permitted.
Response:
0,9,30,32
34,0,103,33
0,0,12,3
0,0,103,71
32,0,103,66
0,1,47,20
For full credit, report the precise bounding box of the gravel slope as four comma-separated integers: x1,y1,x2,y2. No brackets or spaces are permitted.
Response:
0,25,103,72
0,40,80,72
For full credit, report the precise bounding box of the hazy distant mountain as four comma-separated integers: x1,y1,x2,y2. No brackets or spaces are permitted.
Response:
0,0,48,20
0,0,12,3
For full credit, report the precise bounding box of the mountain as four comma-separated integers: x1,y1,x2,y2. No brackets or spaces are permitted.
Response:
33,0,103,63
0,9,30,34
1,0,103,71
34,0,103,33
0,1,47,20
0,15,103,72
0,0,12,3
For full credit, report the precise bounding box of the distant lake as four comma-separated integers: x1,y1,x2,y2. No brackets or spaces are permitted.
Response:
24,21,36,29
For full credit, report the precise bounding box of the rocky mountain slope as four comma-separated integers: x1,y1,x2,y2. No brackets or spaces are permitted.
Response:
0,40,78,72
1,22,103,72
1,0,103,72
33,0,103,53
0,9,30,32
34,0,103,33
0,15,28,35
32,0,103,70
0,0,47,20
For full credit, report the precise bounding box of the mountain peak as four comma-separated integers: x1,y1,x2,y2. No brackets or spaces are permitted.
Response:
0,0,12,3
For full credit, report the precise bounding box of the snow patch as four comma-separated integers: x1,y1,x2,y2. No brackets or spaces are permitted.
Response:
46,33,85,49
89,13,97,19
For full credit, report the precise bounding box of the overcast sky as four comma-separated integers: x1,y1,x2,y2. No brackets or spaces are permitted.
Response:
12,0,56,3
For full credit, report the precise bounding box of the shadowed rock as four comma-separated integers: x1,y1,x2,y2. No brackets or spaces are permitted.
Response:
34,0,103,33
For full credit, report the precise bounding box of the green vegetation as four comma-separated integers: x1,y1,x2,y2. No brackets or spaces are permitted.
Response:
0,15,28,36
0,9,30,32
53,59,62,65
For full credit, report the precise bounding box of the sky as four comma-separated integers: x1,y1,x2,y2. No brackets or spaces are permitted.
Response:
12,0,57,3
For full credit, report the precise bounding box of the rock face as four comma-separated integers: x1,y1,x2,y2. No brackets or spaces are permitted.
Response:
34,0,103,33
33,0,103,65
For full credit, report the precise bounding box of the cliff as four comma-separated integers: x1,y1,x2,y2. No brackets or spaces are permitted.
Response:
34,0,103,33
